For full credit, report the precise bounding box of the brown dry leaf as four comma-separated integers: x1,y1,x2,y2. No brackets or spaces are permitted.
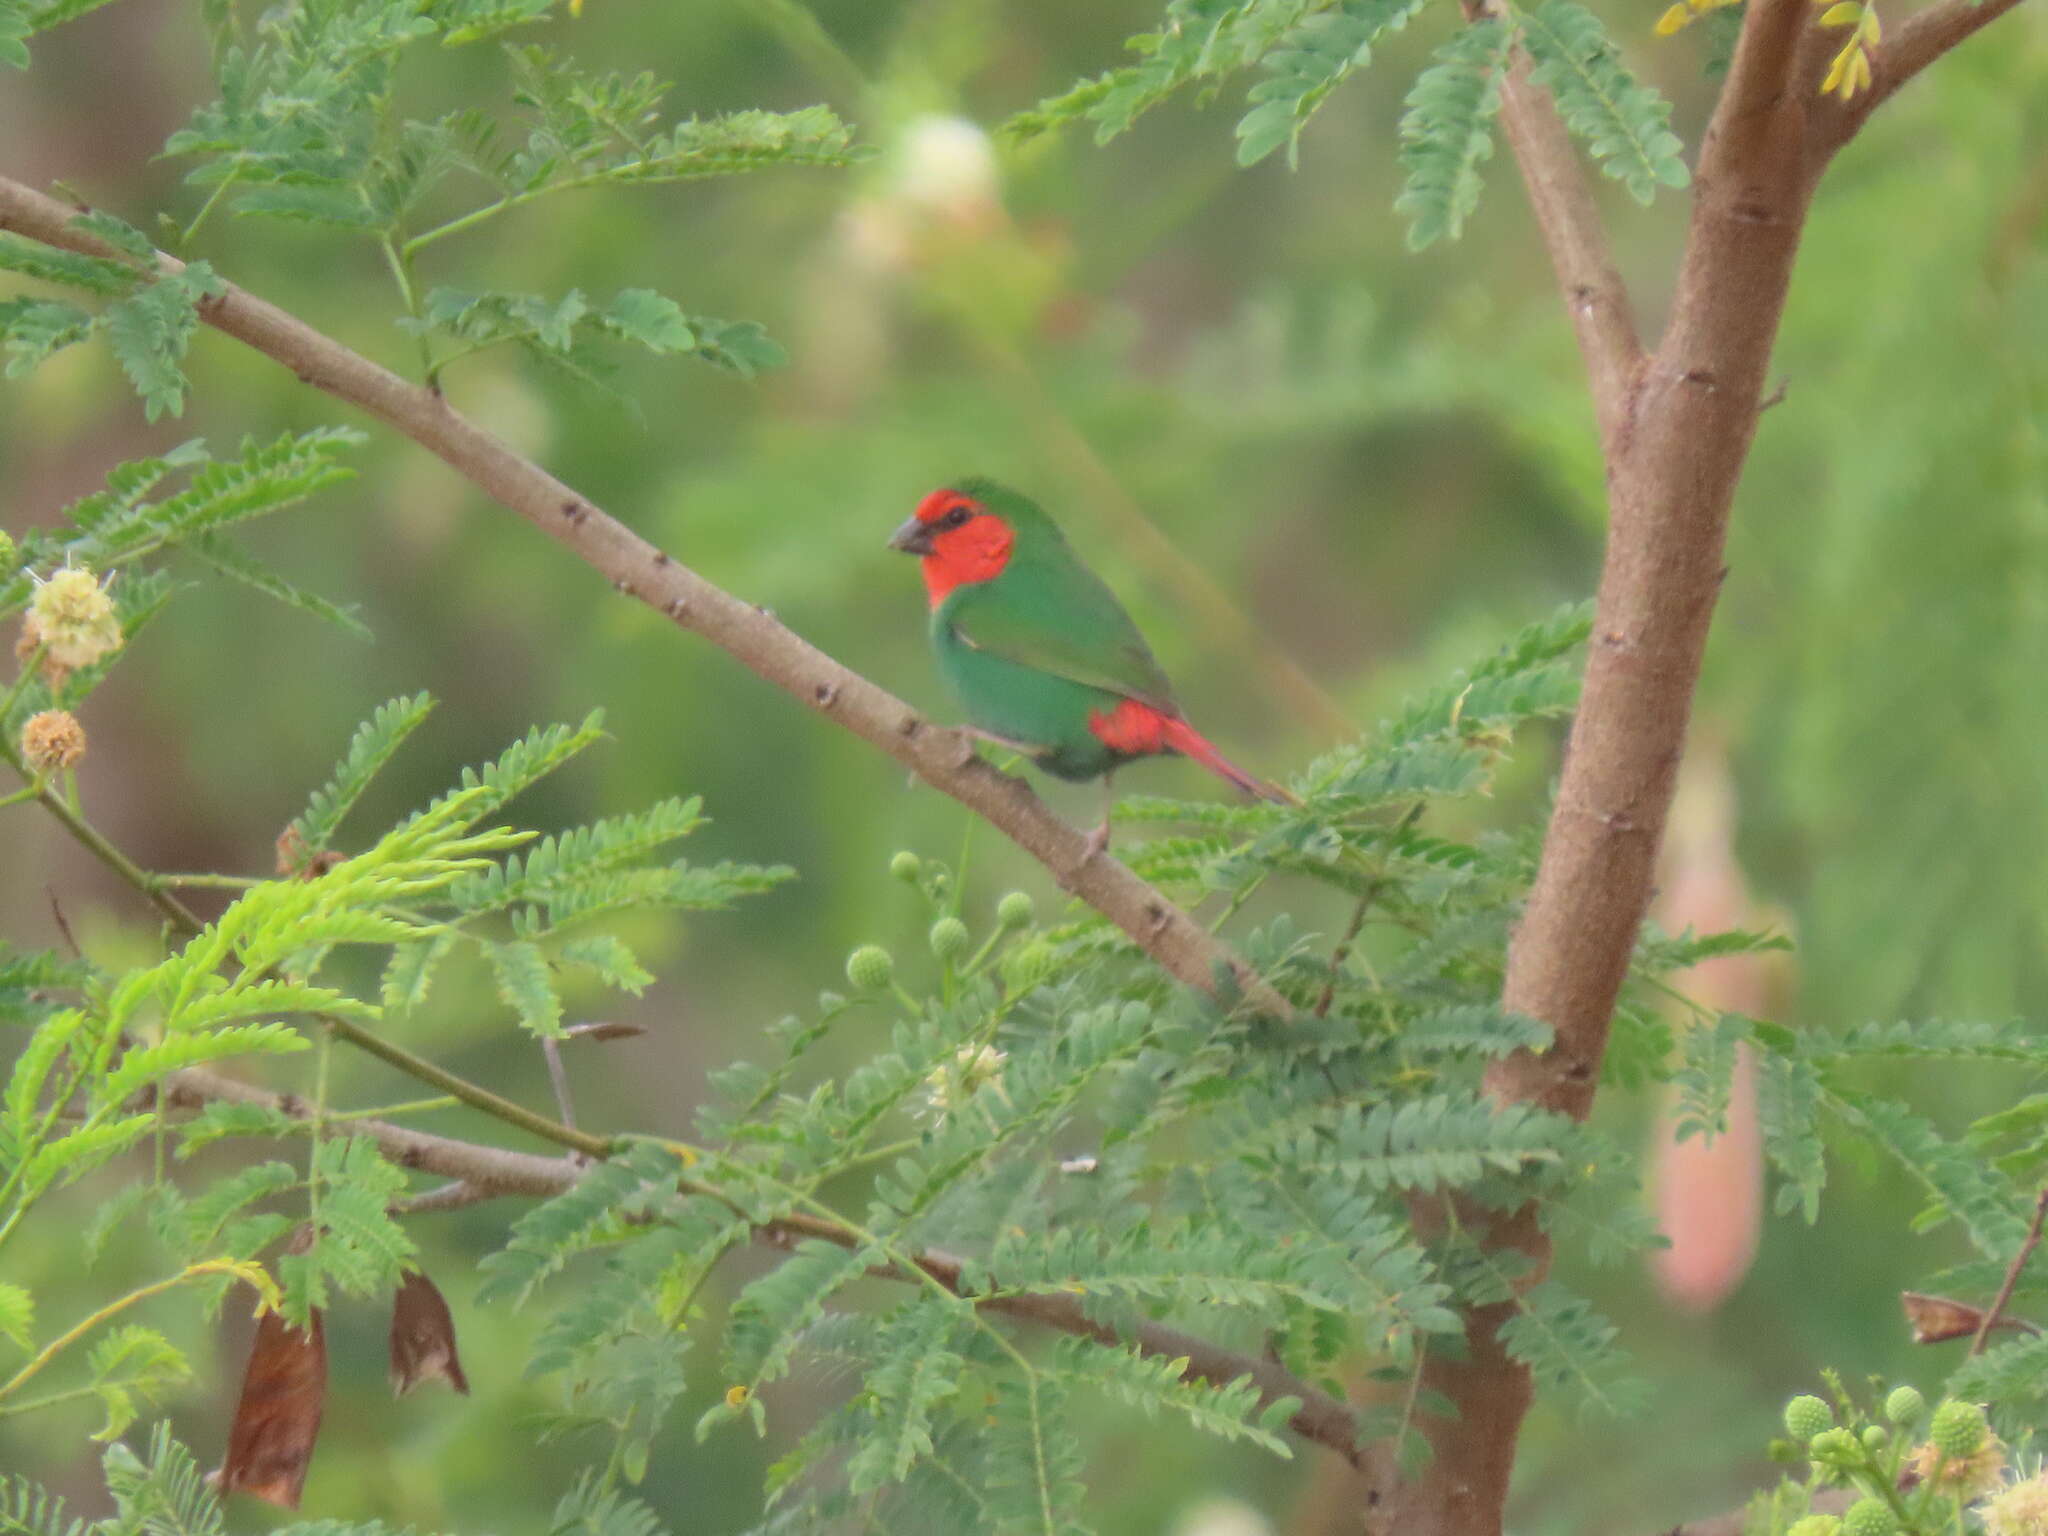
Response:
213,1305,328,1509
389,1268,469,1396
1900,1290,2042,1344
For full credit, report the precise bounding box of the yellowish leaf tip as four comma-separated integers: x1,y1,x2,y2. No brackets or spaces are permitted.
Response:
1654,5,1693,35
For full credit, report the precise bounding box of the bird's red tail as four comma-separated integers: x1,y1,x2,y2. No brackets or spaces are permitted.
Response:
1089,699,1294,803
1158,717,1293,805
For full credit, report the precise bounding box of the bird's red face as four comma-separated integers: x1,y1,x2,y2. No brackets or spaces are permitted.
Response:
888,488,1014,607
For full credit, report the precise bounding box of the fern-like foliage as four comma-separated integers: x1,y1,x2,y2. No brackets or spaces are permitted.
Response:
1394,19,1513,250
0,1423,446,1536
0,212,223,419
0,434,367,731
1236,0,1429,167
138,13,855,392
0,703,785,1452
403,287,786,385
1513,0,1689,204
1011,0,1683,249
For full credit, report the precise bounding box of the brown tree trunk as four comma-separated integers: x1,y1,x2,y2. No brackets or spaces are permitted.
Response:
1358,0,2027,1527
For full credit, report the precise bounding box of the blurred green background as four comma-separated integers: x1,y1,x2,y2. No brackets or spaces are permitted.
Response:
1,1,2044,1531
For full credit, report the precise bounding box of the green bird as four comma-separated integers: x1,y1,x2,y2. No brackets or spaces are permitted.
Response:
889,479,1286,850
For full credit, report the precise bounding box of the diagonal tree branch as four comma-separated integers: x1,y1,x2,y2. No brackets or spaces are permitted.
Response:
0,171,1283,1017
163,1064,1367,1461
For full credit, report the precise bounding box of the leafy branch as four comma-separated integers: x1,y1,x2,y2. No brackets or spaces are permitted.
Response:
0,171,1286,1014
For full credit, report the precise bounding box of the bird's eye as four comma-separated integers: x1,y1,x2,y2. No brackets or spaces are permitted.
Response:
943,506,972,528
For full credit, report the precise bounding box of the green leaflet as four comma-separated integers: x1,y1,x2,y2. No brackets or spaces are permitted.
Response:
1516,0,1690,204
1394,18,1514,249
1055,1336,1297,1457
290,693,438,856
1497,1280,1648,1420
102,264,225,422
1237,0,1429,167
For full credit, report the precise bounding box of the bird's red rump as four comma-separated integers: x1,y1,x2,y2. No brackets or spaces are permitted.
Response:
1087,698,1176,755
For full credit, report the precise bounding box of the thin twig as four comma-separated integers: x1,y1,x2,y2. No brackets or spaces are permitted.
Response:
389,1180,501,1216
44,889,80,961
1970,1185,2048,1358
1312,889,1376,1021
4,744,611,1158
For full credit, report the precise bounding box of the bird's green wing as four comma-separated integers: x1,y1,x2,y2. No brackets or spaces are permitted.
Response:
945,544,1178,712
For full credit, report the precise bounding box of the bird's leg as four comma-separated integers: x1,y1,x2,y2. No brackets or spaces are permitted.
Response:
1083,772,1116,861
963,726,1038,755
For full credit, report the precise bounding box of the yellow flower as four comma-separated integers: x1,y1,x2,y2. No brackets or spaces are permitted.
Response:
1982,1472,2048,1536
924,1044,1007,1114
26,567,123,670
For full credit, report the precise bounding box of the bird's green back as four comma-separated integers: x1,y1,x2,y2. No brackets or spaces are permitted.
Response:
936,480,1177,711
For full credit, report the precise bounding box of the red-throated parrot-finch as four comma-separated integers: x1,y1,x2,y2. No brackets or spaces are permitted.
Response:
889,480,1288,852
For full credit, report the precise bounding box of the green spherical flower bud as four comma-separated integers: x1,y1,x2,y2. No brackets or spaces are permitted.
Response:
846,944,894,992
1784,1394,1835,1443
1860,1424,1887,1451
1787,1518,1842,1536
1000,940,1057,994
1928,1398,1988,1458
929,916,970,962
1807,1427,1859,1464
1882,1385,1925,1426
1840,1497,1897,1536
996,891,1035,929
889,851,922,883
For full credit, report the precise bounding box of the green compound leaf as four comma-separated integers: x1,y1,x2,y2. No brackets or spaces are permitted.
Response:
1517,0,1689,203
1237,0,1429,167
1395,18,1514,250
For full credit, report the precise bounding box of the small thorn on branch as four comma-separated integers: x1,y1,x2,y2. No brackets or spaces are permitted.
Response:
564,1020,645,1044
45,888,82,959
1759,378,1790,411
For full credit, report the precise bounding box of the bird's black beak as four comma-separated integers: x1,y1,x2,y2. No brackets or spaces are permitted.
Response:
888,517,935,556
